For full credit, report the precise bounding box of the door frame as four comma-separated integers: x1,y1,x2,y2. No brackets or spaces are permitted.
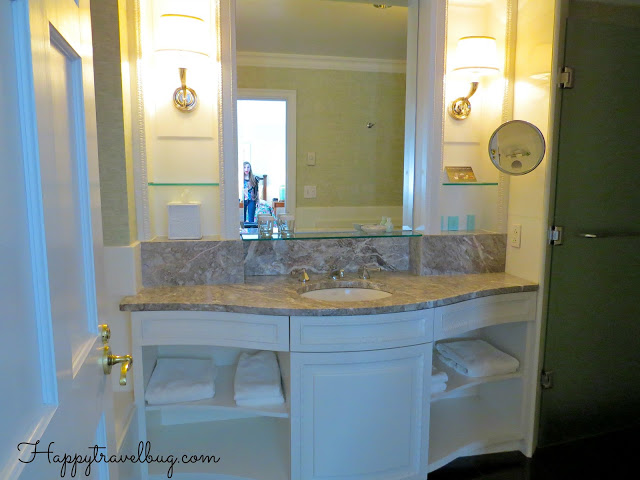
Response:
532,0,568,450
237,88,297,217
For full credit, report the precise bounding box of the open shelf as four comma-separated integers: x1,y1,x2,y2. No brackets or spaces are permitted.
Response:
428,394,522,472
146,365,289,419
431,355,522,402
147,416,290,480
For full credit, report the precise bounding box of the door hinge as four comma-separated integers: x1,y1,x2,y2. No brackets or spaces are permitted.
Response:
559,66,574,89
548,225,563,245
541,370,554,389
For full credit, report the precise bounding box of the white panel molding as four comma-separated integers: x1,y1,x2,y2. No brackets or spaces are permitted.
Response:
237,51,407,73
1,405,57,480
414,0,446,234
133,0,152,241
220,0,240,239
12,0,58,406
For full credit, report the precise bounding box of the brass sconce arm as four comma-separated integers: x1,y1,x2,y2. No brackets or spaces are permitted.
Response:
174,67,198,112
448,81,479,120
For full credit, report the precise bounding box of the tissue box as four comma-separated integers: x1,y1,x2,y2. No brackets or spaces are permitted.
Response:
167,202,202,240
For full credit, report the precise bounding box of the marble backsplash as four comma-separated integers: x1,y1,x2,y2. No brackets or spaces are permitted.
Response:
410,233,507,275
140,233,507,286
141,238,244,287
244,237,410,276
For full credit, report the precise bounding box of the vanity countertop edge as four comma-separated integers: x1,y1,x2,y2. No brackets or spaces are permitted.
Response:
119,272,538,316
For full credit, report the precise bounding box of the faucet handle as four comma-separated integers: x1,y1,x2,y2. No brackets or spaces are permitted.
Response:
329,268,345,280
360,265,381,279
291,268,310,283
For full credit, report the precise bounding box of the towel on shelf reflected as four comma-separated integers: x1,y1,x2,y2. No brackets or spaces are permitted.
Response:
435,339,519,377
431,366,449,384
431,382,447,394
145,358,216,405
234,350,284,407
431,366,448,394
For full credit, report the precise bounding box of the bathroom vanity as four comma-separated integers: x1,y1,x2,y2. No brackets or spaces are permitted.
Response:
121,273,538,480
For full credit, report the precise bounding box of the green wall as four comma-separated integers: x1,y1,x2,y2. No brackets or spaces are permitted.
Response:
238,66,406,207
90,0,137,246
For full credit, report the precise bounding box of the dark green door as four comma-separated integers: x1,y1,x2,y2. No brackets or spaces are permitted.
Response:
539,4,640,446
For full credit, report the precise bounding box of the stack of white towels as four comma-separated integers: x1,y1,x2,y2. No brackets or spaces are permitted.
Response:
435,339,519,378
233,350,284,407
431,366,448,394
145,358,217,405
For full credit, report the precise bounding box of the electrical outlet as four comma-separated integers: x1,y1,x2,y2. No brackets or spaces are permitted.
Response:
304,185,316,198
307,152,316,166
511,224,522,248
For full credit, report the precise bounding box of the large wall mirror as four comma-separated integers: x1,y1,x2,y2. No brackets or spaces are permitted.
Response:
235,0,417,232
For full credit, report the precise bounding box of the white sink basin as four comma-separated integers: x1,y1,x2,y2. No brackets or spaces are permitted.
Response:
300,287,392,302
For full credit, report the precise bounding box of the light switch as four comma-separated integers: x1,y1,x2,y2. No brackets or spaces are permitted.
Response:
304,185,317,198
307,152,316,166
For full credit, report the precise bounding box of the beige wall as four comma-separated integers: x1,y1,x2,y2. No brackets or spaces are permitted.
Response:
90,0,137,246
237,66,406,208
505,0,555,282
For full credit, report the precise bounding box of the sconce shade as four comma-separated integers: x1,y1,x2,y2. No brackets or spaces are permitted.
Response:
155,14,209,60
453,36,500,79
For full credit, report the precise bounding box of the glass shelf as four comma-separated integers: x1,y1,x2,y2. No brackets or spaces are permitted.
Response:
148,182,220,186
442,182,498,186
240,229,422,241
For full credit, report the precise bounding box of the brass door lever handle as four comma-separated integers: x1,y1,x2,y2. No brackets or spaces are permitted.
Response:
102,345,133,386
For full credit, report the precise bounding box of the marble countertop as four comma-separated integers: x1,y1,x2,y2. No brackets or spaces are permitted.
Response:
120,272,538,316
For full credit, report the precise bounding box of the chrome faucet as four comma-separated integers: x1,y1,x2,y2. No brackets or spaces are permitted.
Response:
291,268,309,283
329,268,345,280
359,265,381,279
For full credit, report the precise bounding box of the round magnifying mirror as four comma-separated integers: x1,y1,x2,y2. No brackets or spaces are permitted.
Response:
488,120,545,175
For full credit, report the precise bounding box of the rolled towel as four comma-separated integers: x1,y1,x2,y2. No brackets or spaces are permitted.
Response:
431,382,447,394
234,351,284,406
435,339,519,377
431,366,448,384
145,358,216,405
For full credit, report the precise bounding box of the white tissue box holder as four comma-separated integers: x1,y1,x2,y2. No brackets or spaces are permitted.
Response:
167,202,202,240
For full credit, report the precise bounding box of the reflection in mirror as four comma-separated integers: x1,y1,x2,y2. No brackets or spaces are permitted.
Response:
235,0,414,232
488,120,545,175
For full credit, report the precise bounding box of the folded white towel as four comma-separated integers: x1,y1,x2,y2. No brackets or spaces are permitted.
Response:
234,351,284,406
435,339,519,377
431,382,447,394
431,366,449,384
145,358,216,405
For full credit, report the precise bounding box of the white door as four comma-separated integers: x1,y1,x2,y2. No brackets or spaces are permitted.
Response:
0,0,122,478
290,345,431,480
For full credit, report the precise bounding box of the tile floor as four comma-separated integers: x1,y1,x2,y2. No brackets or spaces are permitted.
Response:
428,427,639,479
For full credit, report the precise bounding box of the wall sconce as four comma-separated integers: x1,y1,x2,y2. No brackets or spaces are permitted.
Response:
448,36,500,120
155,13,209,112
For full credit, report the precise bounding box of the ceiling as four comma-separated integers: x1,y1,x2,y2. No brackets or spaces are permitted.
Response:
235,0,408,60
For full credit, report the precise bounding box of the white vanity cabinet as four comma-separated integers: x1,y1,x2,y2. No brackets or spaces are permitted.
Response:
131,311,291,480
127,290,538,480
289,310,434,480
428,292,539,472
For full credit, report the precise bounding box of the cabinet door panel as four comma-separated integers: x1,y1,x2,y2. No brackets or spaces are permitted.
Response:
291,345,430,480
